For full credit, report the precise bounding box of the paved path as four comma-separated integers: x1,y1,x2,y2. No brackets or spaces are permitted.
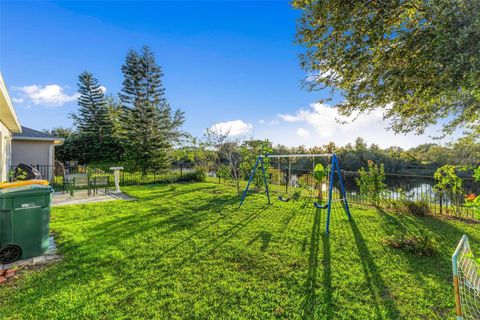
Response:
52,190,135,206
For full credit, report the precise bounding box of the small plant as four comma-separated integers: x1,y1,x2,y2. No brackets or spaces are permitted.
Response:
13,168,28,181
292,189,302,201
464,193,480,212
401,198,430,216
434,165,463,213
355,160,387,206
383,190,430,216
382,234,436,256
269,167,283,186
434,165,463,194
473,166,480,183
313,163,327,202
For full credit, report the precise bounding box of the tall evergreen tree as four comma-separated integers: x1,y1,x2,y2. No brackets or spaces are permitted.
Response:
72,71,121,163
120,46,184,171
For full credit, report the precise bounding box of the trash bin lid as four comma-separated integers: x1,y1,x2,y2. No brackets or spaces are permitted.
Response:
0,180,49,189
0,184,53,197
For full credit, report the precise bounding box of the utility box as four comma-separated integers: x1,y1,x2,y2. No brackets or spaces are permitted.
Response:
0,184,53,264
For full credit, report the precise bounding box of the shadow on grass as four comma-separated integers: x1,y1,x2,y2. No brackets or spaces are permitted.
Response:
348,216,400,319
279,197,311,233
175,204,272,266
87,192,241,249
248,231,272,251
135,184,222,201
302,208,333,319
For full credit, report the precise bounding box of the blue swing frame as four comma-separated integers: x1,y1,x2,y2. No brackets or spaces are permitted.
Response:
239,153,351,234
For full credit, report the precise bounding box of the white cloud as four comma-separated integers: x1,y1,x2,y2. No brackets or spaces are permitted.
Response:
209,120,253,137
297,128,310,138
258,119,265,124
252,102,455,149
278,113,300,122
278,102,385,138
100,86,107,94
13,84,79,107
12,98,24,103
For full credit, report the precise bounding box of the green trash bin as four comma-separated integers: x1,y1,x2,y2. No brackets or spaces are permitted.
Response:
0,184,53,264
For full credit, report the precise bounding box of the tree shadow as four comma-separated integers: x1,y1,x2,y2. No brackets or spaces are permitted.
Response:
174,205,271,266
348,216,401,319
137,184,221,201
84,191,243,258
279,197,311,233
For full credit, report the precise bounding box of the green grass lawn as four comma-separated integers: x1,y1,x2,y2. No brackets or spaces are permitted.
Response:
1,182,479,319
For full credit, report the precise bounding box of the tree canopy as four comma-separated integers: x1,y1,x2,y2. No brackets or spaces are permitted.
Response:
70,71,121,163
120,46,184,171
294,0,480,136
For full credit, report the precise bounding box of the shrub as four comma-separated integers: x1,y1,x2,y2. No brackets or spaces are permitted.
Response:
182,168,206,182
383,189,430,216
434,165,463,194
382,234,436,256
473,166,480,183
401,198,430,216
355,160,387,206
269,168,283,186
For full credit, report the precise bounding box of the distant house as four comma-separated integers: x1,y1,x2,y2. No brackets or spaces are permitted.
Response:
0,73,22,182
12,126,64,181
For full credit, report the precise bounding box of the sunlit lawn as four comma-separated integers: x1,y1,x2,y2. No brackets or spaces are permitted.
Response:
1,182,479,319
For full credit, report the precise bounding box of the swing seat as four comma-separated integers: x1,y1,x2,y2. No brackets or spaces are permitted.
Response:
278,195,290,202
314,202,328,209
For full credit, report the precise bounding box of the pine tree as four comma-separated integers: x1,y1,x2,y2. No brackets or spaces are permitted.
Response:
120,46,184,171
72,71,120,163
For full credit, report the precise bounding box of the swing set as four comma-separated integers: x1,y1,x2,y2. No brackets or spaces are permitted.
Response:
239,153,351,234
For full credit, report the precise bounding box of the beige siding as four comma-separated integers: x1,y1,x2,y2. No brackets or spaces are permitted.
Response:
0,121,13,182
11,140,56,181
11,140,53,166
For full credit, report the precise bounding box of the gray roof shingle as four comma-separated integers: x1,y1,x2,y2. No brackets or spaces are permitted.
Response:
13,126,62,140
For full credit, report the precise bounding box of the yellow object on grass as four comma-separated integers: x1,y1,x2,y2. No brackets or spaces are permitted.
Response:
0,180,49,189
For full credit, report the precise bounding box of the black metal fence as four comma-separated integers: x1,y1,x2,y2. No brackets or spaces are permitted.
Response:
10,163,480,219
10,163,197,189
207,168,480,220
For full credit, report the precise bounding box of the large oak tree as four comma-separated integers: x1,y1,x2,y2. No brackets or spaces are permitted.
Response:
294,0,480,136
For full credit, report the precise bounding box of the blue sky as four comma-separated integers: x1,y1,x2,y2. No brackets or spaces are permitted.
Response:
0,1,457,148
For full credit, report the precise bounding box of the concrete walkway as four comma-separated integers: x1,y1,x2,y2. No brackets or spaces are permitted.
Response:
1,236,61,270
52,190,135,206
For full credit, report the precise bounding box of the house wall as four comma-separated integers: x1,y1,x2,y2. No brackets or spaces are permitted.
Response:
0,121,13,182
11,140,55,181
11,140,54,166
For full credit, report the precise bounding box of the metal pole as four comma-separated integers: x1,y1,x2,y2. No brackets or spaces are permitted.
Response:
239,157,261,208
287,157,291,194
334,154,351,219
326,156,335,234
265,153,333,158
260,157,270,204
